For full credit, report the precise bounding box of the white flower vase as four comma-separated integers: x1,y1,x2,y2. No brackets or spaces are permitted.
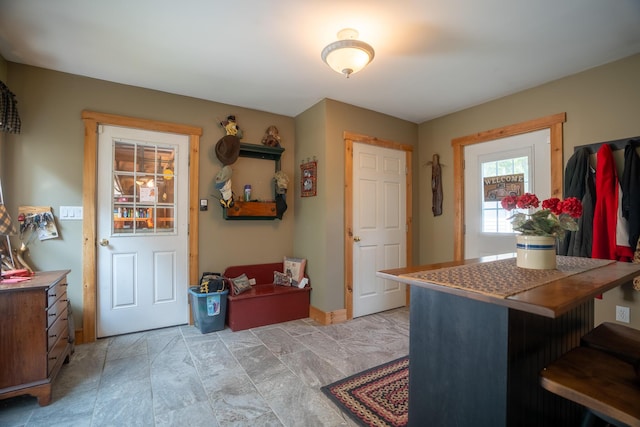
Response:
516,235,557,269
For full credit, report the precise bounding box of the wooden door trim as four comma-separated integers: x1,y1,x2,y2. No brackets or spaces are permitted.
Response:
344,132,413,320
451,113,566,261
80,110,202,343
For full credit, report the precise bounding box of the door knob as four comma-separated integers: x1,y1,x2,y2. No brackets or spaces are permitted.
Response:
354,236,361,242
99,238,109,247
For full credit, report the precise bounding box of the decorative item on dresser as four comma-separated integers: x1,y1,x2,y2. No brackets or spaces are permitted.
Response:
0,270,72,406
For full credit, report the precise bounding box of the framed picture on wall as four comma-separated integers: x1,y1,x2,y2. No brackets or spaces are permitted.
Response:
300,161,317,197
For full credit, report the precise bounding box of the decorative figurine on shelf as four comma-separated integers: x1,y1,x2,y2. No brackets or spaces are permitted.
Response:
261,125,281,148
219,115,243,139
274,171,289,219
215,166,234,208
215,115,241,166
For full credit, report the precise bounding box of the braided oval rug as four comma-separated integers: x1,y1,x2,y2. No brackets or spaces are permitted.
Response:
321,357,409,427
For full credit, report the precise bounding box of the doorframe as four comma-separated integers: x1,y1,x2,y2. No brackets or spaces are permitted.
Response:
80,110,202,343
344,131,413,320
451,113,566,261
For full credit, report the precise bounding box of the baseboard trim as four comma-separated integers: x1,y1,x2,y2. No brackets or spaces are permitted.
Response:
309,305,347,325
74,328,85,344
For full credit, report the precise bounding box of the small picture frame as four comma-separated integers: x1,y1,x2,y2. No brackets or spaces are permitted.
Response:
300,161,317,197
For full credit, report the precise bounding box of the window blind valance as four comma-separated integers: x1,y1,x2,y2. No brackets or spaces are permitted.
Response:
0,80,21,134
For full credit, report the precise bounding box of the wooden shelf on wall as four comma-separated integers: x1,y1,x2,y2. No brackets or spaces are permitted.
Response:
239,143,284,163
223,201,277,220
221,143,285,220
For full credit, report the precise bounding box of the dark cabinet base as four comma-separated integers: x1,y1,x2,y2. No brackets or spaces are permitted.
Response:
408,285,592,426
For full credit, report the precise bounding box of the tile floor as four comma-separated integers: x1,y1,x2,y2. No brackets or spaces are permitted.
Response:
0,307,409,427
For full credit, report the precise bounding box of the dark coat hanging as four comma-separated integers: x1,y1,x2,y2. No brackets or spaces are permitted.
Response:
559,148,594,257
621,139,640,252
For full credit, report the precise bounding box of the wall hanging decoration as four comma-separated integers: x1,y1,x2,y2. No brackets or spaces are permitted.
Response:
300,159,317,197
427,154,443,216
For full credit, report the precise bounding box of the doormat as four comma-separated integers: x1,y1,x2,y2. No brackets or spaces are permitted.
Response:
321,356,408,427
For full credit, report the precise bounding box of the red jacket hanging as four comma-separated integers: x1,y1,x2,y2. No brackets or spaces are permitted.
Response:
592,144,633,261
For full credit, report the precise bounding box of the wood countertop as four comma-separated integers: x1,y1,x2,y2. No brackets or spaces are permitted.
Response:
377,255,640,318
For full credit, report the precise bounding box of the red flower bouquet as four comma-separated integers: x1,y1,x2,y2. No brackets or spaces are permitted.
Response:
501,193,582,240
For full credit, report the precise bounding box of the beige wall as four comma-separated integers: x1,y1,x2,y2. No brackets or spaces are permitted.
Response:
3,62,418,325
4,52,639,328
4,63,296,329
295,99,418,312
293,101,328,309
419,53,640,329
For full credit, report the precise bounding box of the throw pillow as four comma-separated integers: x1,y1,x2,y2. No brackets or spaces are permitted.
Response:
274,271,293,286
230,273,252,295
283,256,306,284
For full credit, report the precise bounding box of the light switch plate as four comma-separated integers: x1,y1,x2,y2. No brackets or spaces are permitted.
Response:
59,206,83,220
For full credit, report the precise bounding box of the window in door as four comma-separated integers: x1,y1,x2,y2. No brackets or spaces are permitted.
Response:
112,140,176,234
481,155,531,234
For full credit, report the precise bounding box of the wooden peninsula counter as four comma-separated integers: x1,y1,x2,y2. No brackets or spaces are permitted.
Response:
377,255,640,427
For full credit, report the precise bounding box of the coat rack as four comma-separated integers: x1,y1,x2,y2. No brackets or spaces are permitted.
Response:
573,135,640,154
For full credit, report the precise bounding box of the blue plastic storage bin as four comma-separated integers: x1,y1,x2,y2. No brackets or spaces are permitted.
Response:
188,286,228,333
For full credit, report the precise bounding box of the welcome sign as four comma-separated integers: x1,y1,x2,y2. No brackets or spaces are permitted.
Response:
483,173,524,201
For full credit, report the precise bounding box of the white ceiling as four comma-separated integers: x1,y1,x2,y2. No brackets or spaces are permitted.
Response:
1,0,639,124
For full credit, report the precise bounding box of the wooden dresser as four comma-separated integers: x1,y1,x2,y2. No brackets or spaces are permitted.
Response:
0,270,72,406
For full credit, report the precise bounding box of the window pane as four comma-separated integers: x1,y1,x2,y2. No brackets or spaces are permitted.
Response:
481,156,529,233
111,140,176,235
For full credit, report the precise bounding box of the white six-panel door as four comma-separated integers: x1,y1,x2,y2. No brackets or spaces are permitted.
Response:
97,125,189,337
352,142,407,317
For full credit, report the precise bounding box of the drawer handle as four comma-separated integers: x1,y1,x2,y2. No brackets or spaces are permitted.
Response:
48,356,57,361
49,334,57,338
49,312,57,317
49,293,56,298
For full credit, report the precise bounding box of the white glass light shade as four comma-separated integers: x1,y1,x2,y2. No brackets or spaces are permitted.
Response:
321,29,375,78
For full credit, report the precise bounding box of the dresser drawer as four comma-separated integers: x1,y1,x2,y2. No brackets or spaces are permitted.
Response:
47,280,68,307
47,292,68,328
47,327,69,376
47,307,68,352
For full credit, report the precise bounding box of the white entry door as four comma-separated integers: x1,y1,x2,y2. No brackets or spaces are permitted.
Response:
464,129,551,259
97,125,189,337
352,142,407,318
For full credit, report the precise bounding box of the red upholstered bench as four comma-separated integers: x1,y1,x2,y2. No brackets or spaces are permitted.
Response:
223,262,311,331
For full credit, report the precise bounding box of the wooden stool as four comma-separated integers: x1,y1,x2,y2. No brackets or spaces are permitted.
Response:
540,346,640,427
581,322,640,365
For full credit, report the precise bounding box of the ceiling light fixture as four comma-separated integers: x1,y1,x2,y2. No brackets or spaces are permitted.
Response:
321,28,375,78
